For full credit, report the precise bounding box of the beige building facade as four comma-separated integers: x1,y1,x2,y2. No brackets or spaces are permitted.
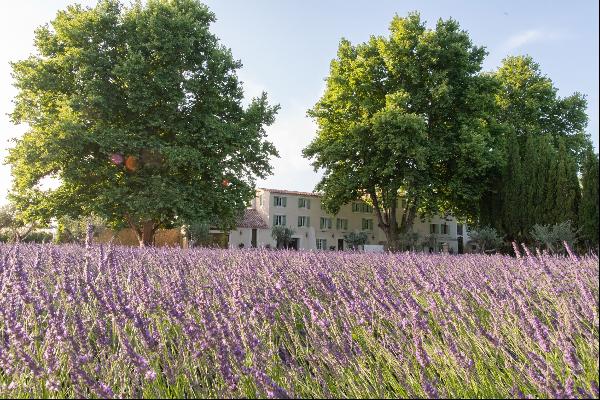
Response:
228,188,471,253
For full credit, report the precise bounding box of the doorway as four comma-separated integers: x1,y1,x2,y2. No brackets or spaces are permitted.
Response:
458,236,464,254
289,238,299,250
337,238,344,251
251,229,257,248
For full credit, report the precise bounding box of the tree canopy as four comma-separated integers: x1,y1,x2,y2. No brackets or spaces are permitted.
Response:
303,13,503,249
7,0,278,246
480,56,589,242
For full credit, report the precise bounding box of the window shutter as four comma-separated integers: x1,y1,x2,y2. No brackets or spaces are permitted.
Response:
306,217,310,227
282,215,286,226
282,197,287,207
307,199,311,209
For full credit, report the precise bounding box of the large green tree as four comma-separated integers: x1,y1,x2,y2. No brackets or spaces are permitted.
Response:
303,13,503,249
7,0,278,246
481,56,589,241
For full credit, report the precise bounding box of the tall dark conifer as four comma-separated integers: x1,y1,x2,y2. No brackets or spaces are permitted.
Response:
579,150,599,247
551,139,580,225
501,133,523,239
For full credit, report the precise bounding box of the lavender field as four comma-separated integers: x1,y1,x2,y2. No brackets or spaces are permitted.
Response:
0,244,598,399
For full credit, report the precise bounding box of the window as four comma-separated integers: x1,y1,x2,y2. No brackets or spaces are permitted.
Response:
352,202,373,213
441,223,449,234
336,218,348,230
274,196,287,207
316,238,327,250
430,224,439,234
457,224,463,235
273,215,286,226
362,218,373,230
297,216,310,227
320,217,332,230
298,198,311,209
259,195,263,206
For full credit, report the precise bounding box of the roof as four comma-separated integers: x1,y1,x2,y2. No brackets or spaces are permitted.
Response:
259,188,322,198
237,208,269,229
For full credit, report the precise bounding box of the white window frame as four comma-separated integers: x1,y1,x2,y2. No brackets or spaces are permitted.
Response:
273,215,286,226
430,224,439,234
274,196,287,207
298,198,311,209
441,223,449,235
336,218,348,230
353,202,373,213
320,217,332,230
298,216,310,227
316,238,327,250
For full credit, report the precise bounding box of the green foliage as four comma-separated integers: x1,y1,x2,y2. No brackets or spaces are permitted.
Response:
271,226,295,249
468,226,503,254
500,132,523,238
530,220,577,253
21,231,54,243
398,231,420,251
549,139,581,226
54,215,107,244
485,56,590,241
0,203,38,242
7,0,278,246
185,220,210,247
303,13,503,248
578,150,599,248
343,231,368,250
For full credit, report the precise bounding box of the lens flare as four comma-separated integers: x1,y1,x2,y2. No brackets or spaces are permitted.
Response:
125,156,138,171
110,153,124,165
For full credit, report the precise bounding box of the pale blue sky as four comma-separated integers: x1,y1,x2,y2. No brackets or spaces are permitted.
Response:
1,0,598,204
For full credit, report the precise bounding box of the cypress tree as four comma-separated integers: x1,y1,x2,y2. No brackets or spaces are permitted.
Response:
501,133,524,239
535,137,554,225
488,56,590,240
544,145,559,225
579,150,599,247
521,136,540,231
552,138,580,225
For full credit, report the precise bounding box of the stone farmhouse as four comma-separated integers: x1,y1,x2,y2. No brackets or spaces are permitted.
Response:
228,188,472,253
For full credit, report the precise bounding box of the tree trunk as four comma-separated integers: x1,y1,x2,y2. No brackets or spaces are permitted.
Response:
140,220,155,247
399,201,417,234
370,190,401,252
126,214,157,248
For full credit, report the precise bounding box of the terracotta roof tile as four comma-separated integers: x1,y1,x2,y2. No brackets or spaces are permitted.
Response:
237,208,269,229
259,188,322,198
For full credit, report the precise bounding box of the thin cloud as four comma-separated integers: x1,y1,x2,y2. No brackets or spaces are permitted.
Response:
501,29,565,52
